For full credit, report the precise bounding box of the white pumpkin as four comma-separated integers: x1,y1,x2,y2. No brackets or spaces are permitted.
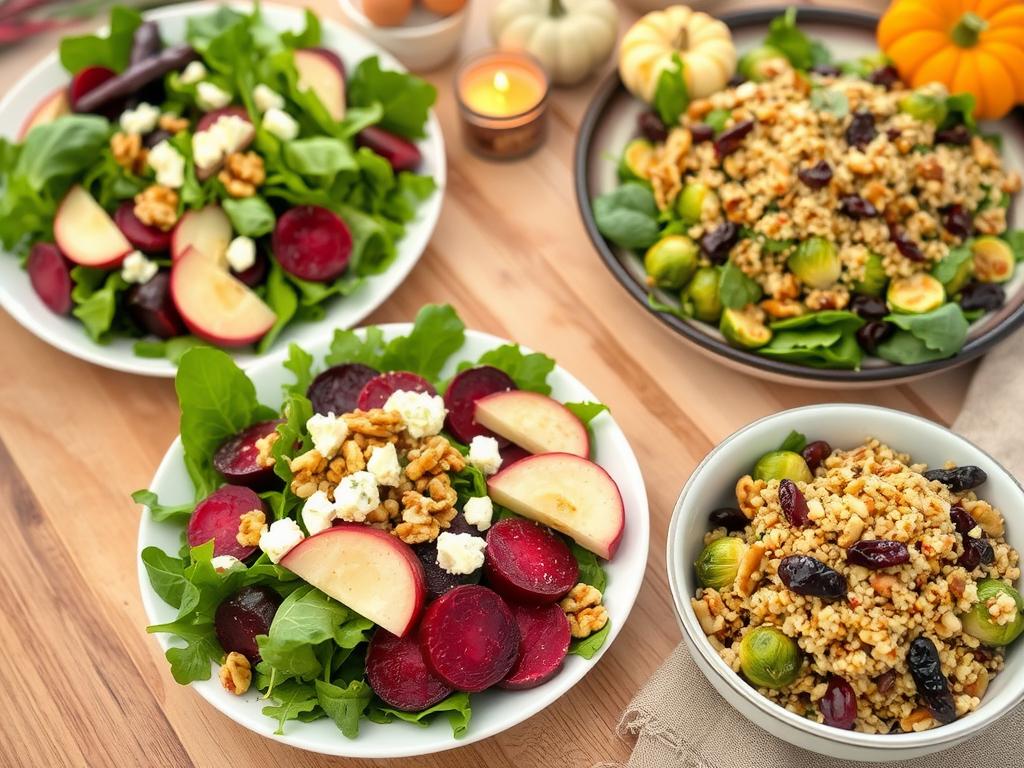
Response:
619,5,737,102
490,0,619,86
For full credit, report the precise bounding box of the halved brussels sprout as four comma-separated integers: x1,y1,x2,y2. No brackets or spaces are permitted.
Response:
739,626,801,689
971,237,1015,284
687,266,723,322
720,307,772,349
753,450,813,483
619,138,655,182
676,182,710,225
738,45,789,82
936,252,974,295
887,273,945,314
961,579,1024,647
853,252,888,297
898,92,948,125
645,235,699,290
788,237,841,289
696,536,747,589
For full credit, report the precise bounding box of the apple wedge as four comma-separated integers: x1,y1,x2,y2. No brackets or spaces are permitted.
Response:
475,391,590,458
171,206,232,267
294,48,346,121
281,524,426,637
18,88,71,138
170,246,275,346
487,453,624,559
54,185,132,268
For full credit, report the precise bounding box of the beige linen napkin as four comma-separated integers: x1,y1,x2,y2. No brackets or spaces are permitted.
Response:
613,332,1024,768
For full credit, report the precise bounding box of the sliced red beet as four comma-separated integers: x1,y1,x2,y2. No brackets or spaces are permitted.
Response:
444,366,516,445
357,126,422,172
125,271,186,339
500,444,531,467
366,628,454,711
187,485,265,559
232,252,268,288
196,105,251,133
69,65,116,111
272,205,352,283
27,243,73,315
115,201,172,253
419,585,520,692
308,363,379,415
357,371,436,410
213,420,283,489
499,602,571,690
484,518,579,604
215,585,282,663
412,513,485,600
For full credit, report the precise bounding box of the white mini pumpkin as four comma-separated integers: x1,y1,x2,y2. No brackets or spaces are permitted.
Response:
619,5,737,102
490,0,619,86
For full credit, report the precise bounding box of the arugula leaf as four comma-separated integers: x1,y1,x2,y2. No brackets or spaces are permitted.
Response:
778,430,807,453
879,304,968,362
160,625,222,684
222,196,276,237
140,546,188,607
718,261,762,309
326,325,389,368
315,680,373,738
271,392,313,487
348,56,437,139
468,344,555,395
569,620,611,660
70,267,127,342
133,489,193,523
564,402,609,425
133,336,213,364
570,541,607,593
763,8,831,70
256,585,353,681
593,183,660,250
283,343,315,397
378,304,466,381
281,9,321,48
368,692,472,738
452,465,488,505
59,6,142,74
652,53,689,126
263,680,320,735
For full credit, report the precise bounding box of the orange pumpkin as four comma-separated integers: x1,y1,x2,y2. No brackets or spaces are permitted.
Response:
878,0,1024,120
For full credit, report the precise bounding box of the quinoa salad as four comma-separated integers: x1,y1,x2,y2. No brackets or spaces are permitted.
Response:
691,432,1023,734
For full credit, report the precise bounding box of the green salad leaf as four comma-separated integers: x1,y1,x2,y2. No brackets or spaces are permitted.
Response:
778,430,807,453
1005,230,1024,262
571,541,608,593
132,490,193,523
223,196,276,237
565,402,609,425
465,344,556,395
593,183,661,250
653,53,689,126
347,56,437,139
263,680,320,735
759,311,864,370
876,304,969,364
59,6,142,74
763,8,832,70
283,343,315,397
70,267,128,342
316,679,374,739
718,261,763,309
368,692,472,738
932,245,972,286
569,621,611,660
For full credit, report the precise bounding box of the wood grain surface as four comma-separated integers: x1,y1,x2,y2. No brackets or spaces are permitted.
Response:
0,1,981,766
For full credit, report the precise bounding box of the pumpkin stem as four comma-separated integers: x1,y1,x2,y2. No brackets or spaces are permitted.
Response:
674,27,689,51
951,12,988,48
549,0,566,18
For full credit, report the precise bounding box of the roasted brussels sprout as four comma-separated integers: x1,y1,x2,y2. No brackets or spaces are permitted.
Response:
619,138,655,182
686,266,723,322
738,45,788,82
696,536,747,589
853,252,888,297
935,251,973,295
887,273,945,314
788,237,841,289
754,450,813,483
898,92,948,125
971,237,1015,284
739,626,801,689
720,307,772,349
644,235,699,290
961,579,1024,647
676,182,710,225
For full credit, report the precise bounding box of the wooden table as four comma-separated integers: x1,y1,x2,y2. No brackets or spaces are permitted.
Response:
0,1,978,765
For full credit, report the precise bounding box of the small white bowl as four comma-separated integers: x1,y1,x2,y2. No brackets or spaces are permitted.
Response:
667,404,1024,762
337,0,467,72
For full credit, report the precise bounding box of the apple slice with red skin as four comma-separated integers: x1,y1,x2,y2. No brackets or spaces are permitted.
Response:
357,126,422,173
126,271,186,339
18,88,71,139
170,246,276,347
272,205,352,282
487,452,625,560
499,602,571,690
294,48,346,121
187,484,265,560
475,390,589,458
115,202,172,253
366,629,453,711
281,523,426,637
54,185,133,268
171,206,232,267
27,243,73,315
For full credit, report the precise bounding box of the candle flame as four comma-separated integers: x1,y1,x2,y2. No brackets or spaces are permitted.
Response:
493,70,510,93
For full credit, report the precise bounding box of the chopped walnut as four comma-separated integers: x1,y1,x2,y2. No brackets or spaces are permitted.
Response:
159,114,190,134
560,583,609,639
1002,171,1022,194
870,572,898,598
393,473,459,544
771,273,801,301
760,298,805,319
973,207,1006,236
735,541,765,597
289,449,329,499
344,409,405,439
838,515,865,548
218,151,265,198
404,436,466,482
805,287,849,311
111,132,149,175
254,431,279,469
900,708,936,733
970,503,1004,538
134,185,179,231
735,475,766,519
236,508,267,547
219,652,251,695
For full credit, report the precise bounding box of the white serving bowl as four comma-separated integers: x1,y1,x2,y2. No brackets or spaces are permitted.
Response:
666,404,1024,762
337,0,467,72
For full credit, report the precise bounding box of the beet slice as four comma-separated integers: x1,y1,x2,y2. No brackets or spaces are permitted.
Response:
272,205,352,282
187,485,265,559
444,366,516,445
27,243,73,315
213,420,283,489
412,513,485,600
69,65,116,111
125,271,187,339
357,371,436,410
195,105,250,133
215,585,282,663
419,585,520,692
500,444,531,468
308,363,379,415
484,518,579,604
232,252,268,288
499,602,571,690
366,628,454,711
357,126,422,172
115,201,172,253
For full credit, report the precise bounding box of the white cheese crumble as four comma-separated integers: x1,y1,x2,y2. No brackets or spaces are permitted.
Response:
383,390,447,439
468,435,503,476
260,518,304,563
263,107,299,141
121,251,158,284
436,532,486,575
306,412,349,459
462,496,494,532
179,60,208,86
366,442,402,487
211,555,244,573
226,235,256,273
301,490,337,536
147,140,185,189
209,113,254,155
196,81,232,111
119,102,160,135
192,129,224,171
334,471,380,523
253,83,285,113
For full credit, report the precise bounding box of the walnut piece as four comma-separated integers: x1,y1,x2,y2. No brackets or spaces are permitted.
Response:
560,583,609,639
111,132,149,174
218,151,265,198
404,436,466,482
735,475,766,519
134,185,179,231
735,541,765,597
159,114,189,134
236,508,267,547
254,431,279,469
393,473,459,544
219,652,251,695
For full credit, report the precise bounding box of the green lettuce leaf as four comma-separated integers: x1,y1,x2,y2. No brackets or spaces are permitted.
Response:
59,6,142,74
569,621,611,660
347,56,436,139
368,692,472,738
315,679,373,739
466,344,555,395
592,183,660,250
132,489,193,523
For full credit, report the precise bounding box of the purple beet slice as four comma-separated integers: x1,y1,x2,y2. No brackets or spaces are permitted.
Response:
357,371,436,410
443,366,516,445
419,585,520,692
187,485,265,559
307,363,379,415
212,420,283,490
214,585,282,663
366,628,454,711
412,513,484,600
499,602,571,690
484,518,579,604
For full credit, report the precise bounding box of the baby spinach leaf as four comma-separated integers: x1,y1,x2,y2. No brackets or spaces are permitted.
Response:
467,344,556,395
368,692,472,738
568,620,611,660
875,331,951,364
284,138,358,177
263,680,320,735
140,546,188,607
932,245,972,285
653,53,689,126
315,679,373,739
1005,230,1024,262
764,8,831,70
769,311,863,333
942,93,977,131
564,402,609,425
348,56,437,139
718,262,762,309
592,183,660,250
59,6,142,74
257,585,352,682
884,303,968,357
133,489,194,523
280,9,321,48
778,430,807,453
570,541,607,593
760,329,862,370
222,196,276,237
133,336,213,363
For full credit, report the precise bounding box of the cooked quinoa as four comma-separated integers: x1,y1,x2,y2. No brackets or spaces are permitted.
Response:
692,439,1022,734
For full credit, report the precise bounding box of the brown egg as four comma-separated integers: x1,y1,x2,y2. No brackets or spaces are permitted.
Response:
362,0,412,26
422,0,466,16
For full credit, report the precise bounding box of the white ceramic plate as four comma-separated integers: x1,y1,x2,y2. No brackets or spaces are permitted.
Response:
136,325,650,758
0,2,445,377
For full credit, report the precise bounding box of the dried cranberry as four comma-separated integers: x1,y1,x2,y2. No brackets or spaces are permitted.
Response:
714,119,755,158
637,111,668,143
700,222,740,264
851,294,888,320
875,669,897,694
708,507,749,532
727,73,747,88
923,465,987,491
857,321,893,354
811,64,842,77
687,123,714,143
839,195,878,219
888,224,925,262
797,160,833,189
845,111,877,148
779,479,811,527
778,555,847,600
144,129,174,149
868,65,901,89
950,504,975,536
935,125,971,146
885,128,902,141
847,540,910,569
941,203,973,240
801,440,832,472
908,637,957,724
960,282,1005,312
820,675,858,729
958,537,995,571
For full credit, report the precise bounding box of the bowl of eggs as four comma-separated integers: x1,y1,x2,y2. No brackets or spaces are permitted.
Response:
338,0,469,72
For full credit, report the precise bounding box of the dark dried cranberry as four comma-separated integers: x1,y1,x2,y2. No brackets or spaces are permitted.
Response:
950,504,975,536
689,123,715,143
908,637,957,724
847,540,910,569
845,111,877,148
940,203,973,240
778,555,847,601
851,294,888,320
875,669,897,694
960,282,1005,312
714,119,755,158
144,129,174,148
839,195,878,219
868,65,901,89
923,465,987,491
958,537,995,571
709,507,749,532
857,321,894,354
801,440,833,472
727,73,747,88
700,222,740,264
797,160,833,189
637,111,668,143
779,479,811,527
886,128,902,141
888,224,925,262
811,64,842,77
820,675,858,729
935,125,971,146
